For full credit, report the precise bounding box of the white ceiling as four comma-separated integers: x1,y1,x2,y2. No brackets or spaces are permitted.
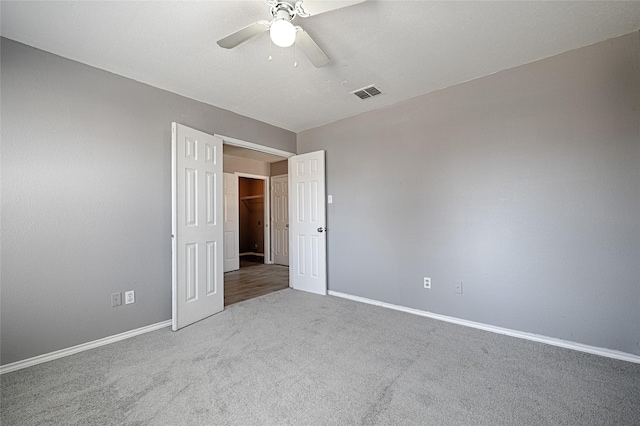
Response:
2,1,639,133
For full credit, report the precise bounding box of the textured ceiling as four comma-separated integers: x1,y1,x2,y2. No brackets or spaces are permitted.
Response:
2,1,640,133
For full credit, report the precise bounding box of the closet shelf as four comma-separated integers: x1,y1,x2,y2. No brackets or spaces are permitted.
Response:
241,195,264,211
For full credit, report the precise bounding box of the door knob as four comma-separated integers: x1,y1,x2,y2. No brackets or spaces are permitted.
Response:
317,227,327,233
286,224,289,228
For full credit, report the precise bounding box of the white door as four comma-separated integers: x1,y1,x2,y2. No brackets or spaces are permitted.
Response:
271,175,289,266
223,173,239,272
171,123,224,331
289,151,326,295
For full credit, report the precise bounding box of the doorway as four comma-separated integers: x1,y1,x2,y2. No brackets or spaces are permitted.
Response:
238,176,266,260
221,139,292,306
171,127,327,329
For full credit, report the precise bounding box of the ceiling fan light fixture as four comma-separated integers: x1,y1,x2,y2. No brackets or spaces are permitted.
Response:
270,17,296,47
217,0,356,67
270,19,296,47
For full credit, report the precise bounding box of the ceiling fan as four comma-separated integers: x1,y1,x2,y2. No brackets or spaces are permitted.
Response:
217,0,365,68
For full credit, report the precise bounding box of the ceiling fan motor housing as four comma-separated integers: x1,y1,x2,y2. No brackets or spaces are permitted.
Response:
271,2,295,21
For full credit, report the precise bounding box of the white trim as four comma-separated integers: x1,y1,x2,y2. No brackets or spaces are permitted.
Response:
328,291,640,364
0,320,172,374
235,172,269,180
216,134,295,158
170,123,179,331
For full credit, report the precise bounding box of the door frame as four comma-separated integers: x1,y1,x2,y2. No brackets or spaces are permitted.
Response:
236,172,271,264
215,134,295,266
217,134,295,159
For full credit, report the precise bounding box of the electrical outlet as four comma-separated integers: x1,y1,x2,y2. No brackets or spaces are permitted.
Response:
125,290,135,305
111,292,122,307
424,277,431,289
455,282,463,294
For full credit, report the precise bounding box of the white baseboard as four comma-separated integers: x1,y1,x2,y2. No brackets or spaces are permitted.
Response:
328,291,640,364
5,294,637,374
0,320,172,375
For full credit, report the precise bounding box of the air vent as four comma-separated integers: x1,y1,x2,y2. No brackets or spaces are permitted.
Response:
352,85,382,100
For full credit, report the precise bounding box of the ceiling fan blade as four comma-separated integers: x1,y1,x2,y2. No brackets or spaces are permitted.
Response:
217,21,269,49
295,0,365,17
295,27,330,68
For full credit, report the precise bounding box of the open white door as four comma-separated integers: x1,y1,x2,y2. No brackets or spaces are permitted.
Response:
223,172,239,272
289,151,326,295
171,123,224,331
271,175,289,266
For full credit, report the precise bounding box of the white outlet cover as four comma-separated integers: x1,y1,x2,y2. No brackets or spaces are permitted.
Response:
125,290,135,304
424,277,431,289
328,195,333,204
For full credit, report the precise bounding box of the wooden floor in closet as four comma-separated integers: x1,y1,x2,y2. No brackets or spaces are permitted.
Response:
224,256,289,306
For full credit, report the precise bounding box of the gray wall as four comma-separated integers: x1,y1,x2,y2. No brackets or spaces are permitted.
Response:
298,33,640,355
223,155,270,176
270,160,288,176
0,38,295,365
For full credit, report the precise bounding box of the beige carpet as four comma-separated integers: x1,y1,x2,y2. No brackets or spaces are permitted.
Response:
2,289,639,425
